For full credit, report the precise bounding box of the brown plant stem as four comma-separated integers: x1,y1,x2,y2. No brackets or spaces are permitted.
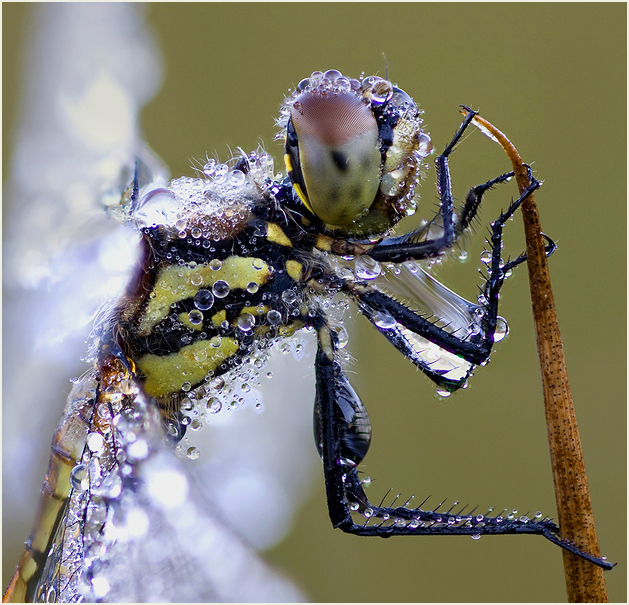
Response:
461,109,609,602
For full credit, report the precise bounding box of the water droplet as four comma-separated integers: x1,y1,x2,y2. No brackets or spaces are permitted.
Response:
229,169,246,187
188,309,204,325
187,446,200,460
336,326,349,348
281,289,297,305
267,309,282,325
355,255,381,280
203,160,216,177
493,316,509,342
237,313,256,332
193,348,208,362
416,132,433,157
436,388,452,398
209,335,222,348
70,464,89,490
246,282,259,294
373,311,396,329
213,280,230,298
87,433,104,454
252,258,266,270
206,398,222,414
471,534,481,540
209,259,222,271
480,250,492,264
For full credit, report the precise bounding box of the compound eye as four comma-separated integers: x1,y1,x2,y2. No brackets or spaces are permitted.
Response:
289,91,381,227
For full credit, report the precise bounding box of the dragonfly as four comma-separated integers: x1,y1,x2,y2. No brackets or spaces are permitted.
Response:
4,61,613,601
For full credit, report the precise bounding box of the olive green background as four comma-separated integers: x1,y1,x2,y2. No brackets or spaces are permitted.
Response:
3,3,626,602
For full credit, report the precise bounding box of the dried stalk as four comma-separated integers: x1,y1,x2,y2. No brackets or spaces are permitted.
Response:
461,109,609,602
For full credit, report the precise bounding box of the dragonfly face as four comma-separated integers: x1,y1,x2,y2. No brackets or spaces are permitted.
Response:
283,70,432,236
5,68,612,603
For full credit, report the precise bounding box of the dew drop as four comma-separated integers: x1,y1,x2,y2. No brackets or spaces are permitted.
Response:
203,160,216,177
355,255,381,280
188,309,204,325
193,348,208,362
237,313,256,332
336,326,349,349
194,289,214,310
281,289,297,305
206,398,222,414
267,309,282,325
87,433,104,454
213,280,230,298
70,464,89,490
493,316,509,342
373,311,396,329
187,446,200,460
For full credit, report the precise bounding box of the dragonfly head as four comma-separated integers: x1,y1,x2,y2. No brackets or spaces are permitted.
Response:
281,70,433,238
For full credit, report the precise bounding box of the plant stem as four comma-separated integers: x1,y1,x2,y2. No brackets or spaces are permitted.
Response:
462,109,609,602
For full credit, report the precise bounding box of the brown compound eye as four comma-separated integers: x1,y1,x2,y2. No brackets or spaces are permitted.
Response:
287,89,381,227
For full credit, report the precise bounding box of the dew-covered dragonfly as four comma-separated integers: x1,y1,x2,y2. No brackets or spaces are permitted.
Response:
4,5,612,604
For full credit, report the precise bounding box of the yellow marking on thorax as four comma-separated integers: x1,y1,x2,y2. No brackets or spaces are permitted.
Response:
285,259,304,282
138,338,239,398
314,234,334,252
211,309,227,327
278,320,305,337
266,223,292,247
240,305,269,316
139,256,271,336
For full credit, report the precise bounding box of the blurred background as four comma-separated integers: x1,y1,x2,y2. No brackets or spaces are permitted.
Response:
3,3,625,602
